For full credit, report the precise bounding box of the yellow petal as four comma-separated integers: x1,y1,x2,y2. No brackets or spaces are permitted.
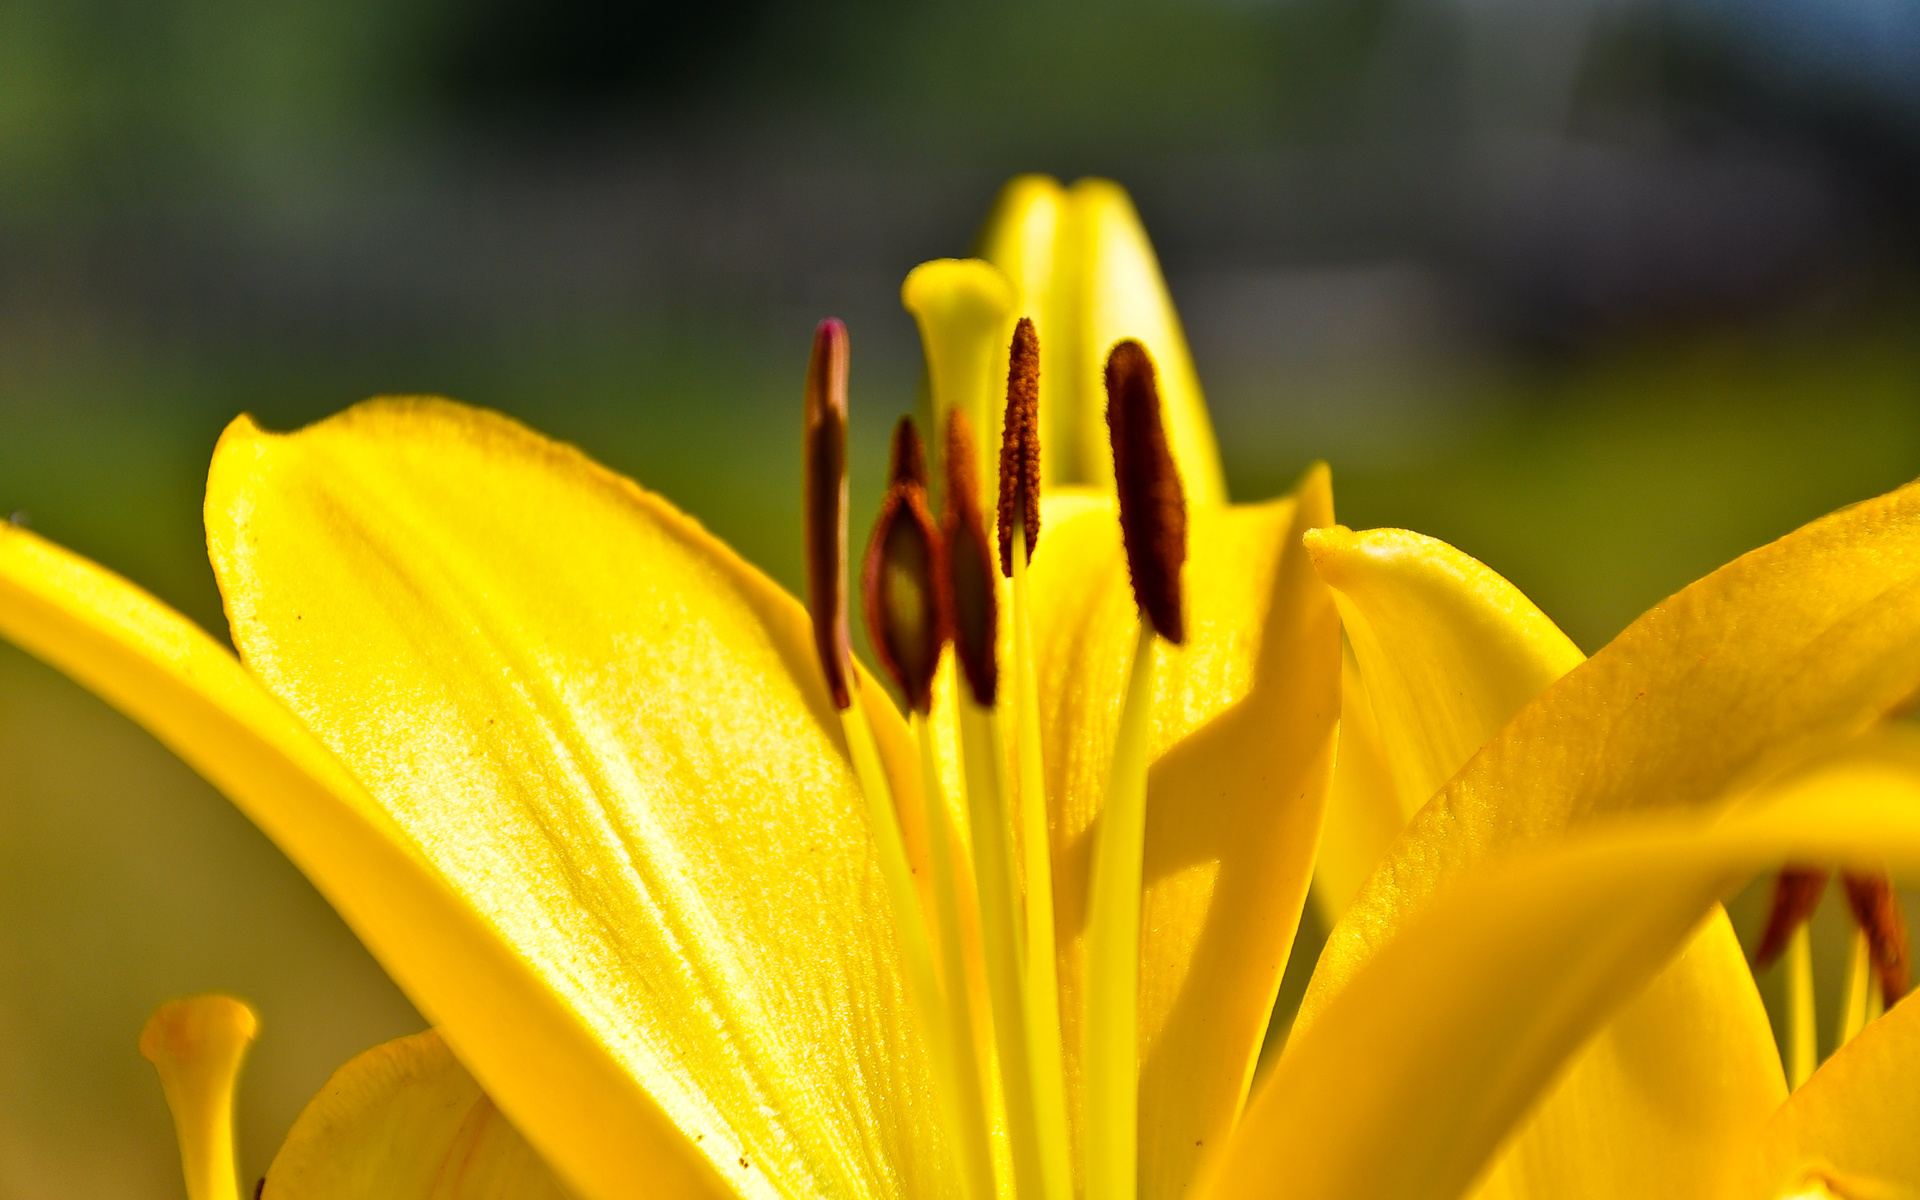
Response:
1028,467,1339,1199
1307,475,1920,1022
1308,525,1781,1200
1305,526,1584,816
0,523,732,1200
977,176,1227,506
1309,642,1403,923
142,995,259,1200
1200,732,1920,1200
263,1030,573,1200
205,398,947,1200
1759,984,1920,1200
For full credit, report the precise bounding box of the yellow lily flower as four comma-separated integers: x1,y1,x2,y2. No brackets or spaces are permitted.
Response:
0,175,1338,1200
2,170,1918,1200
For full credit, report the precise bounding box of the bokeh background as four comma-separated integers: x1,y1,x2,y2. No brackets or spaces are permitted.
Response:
3,0,1919,1193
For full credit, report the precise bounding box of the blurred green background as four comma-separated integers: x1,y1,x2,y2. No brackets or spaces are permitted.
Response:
4,0,1920,1192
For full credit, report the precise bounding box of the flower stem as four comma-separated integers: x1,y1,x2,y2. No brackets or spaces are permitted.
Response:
913,709,998,1200
1084,619,1158,1200
1011,519,1074,1200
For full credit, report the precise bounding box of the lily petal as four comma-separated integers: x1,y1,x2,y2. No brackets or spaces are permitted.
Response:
204,398,946,1200
1202,733,1920,1200
1760,986,1920,1199
977,176,1227,507
1307,476,1920,1024
1305,526,1584,816
264,1030,573,1200
1029,467,1339,1200
0,523,731,1200
1310,643,1402,923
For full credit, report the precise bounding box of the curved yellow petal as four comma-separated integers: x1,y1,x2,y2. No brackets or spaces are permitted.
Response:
1305,526,1585,816
0,525,731,1200
205,398,946,1200
142,995,258,1200
264,1030,573,1200
1759,986,1920,1200
1200,732,1920,1200
976,176,1226,505
1029,467,1339,1199
1308,476,1920,1022
1307,524,1782,1200
1310,642,1403,923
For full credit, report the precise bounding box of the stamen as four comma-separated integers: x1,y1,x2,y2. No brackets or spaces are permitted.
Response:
1084,339,1190,1200
1105,339,1187,644
1839,926,1874,1050
1786,924,1817,1089
864,419,944,714
804,318,853,709
1755,867,1830,969
944,411,998,706
1841,870,1911,1008
140,994,258,1200
998,317,1043,577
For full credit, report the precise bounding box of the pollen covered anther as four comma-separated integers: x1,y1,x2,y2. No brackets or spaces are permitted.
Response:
804,318,853,709
1105,338,1187,644
864,418,946,714
1755,866,1830,969
945,410,999,706
1841,870,1911,1006
997,317,1042,576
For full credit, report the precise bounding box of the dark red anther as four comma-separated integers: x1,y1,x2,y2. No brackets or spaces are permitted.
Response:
997,316,1042,577
1841,870,1911,1007
804,318,853,709
1105,339,1186,644
1754,866,1830,970
945,410,999,706
863,418,946,714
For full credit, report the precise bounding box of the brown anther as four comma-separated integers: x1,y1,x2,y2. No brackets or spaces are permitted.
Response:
945,410,999,706
1841,870,1911,1007
997,316,1042,576
863,418,946,714
888,412,929,490
804,318,853,710
1754,866,1830,969
1105,339,1187,644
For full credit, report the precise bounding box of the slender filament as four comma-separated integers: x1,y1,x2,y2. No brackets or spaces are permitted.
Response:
1011,518,1075,1200
839,698,984,1200
1083,619,1159,1200
1786,923,1816,1089
913,709,999,1200
958,691,1053,1200
1838,927,1873,1051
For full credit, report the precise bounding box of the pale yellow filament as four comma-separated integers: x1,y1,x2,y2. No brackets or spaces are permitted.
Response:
1786,923,1816,1089
1083,620,1158,1200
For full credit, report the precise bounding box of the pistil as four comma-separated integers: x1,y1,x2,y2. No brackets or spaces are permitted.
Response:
140,994,258,1200
861,417,997,1200
1084,339,1187,1200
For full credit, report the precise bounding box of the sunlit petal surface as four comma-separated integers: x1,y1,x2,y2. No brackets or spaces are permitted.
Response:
205,398,945,1200
1204,732,1920,1200
0,521,731,1200
264,1030,574,1200
1028,469,1339,1200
